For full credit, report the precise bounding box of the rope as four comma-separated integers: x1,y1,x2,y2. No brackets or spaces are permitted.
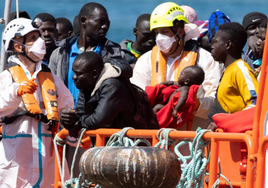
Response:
154,128,177,149
53,133,67,187
62,128,87,188
175,127,211,188
106,127,151,147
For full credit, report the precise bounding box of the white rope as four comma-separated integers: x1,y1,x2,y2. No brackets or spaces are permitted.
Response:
106,127,151,147
154,128,177,149
70,128,87,180
53,133,67,186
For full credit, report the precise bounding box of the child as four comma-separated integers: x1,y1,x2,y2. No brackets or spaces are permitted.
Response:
207,22,259,132
145,66,205,129
253,18,267,81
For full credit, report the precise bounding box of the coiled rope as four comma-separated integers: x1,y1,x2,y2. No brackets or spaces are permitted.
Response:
106,127,151,147
175,127,211,188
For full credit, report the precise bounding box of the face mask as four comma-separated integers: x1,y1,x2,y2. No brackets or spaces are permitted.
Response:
26,37,46,60
156,33,177,53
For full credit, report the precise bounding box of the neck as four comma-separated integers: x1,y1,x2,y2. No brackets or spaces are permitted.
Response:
78,35,99,52
132,41,142,53
224,55,241,68
18,55,36,73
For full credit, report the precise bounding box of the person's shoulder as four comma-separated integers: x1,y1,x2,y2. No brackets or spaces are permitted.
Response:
119,39,133,49
105,39,121,48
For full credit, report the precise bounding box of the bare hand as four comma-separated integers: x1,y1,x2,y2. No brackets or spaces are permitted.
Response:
69,121,82,138
172,110,178,118
247,35,259,59
60,108,77,130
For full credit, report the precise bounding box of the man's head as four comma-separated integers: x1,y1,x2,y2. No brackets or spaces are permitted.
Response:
56,17,73,40
178,66,205,86
72,51,104,91
10,10,30,21
3,18,46,63
79,2,110,43
73,15,80,36
150,2,189,56
133,13,155,53
34,13,57,54
181,5,198,24
242,12,267,37
256,19,267,58
211,22,247,63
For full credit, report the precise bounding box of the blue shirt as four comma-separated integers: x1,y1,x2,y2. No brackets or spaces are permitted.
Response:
67,39,104,107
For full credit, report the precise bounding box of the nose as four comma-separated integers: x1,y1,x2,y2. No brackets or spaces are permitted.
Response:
72,73,77,80
42,30,49,37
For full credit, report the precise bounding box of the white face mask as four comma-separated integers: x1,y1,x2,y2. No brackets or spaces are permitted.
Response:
26,37,46,60
156,33,177,53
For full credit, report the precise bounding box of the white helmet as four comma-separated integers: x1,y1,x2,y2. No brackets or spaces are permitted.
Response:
3,17,43,51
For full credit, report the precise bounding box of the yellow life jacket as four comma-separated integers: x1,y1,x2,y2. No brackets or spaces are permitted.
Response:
8,63,59,122
151,40,198,86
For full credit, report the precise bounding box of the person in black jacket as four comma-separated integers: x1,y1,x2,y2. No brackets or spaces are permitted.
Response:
49,2,125,107
60,52,159,137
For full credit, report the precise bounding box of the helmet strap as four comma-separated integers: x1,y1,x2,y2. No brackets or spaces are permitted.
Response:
15,36,39,64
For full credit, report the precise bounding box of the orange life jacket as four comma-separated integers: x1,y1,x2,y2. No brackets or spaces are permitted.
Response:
8,63,59,156
151,40,198,86
8,63,59,122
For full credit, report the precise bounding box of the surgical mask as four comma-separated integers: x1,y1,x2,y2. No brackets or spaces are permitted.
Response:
26,37,46,60
156,33,178,53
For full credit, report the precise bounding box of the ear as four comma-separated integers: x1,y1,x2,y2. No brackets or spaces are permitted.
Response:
226,40,232,50
184,78,190,85
133,27,138,36
92,69,99,79
80,16,87,28
68,31,73,38
13,42,22,53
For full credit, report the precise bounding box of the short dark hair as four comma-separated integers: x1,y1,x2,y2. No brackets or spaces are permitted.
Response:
56,17,73,32
185,66,205,85
218,22,247,53
75,51,104,72
34,13,56,27
73,15,80,36
78,2,107,25
135,13,150,27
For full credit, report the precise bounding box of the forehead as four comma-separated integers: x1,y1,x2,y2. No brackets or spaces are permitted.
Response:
87,8,109,19
26,31,40,38
154,27,172,32
214,30,228,40
39,21,56,30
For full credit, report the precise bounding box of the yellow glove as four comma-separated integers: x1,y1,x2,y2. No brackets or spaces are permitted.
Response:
17,78,38,97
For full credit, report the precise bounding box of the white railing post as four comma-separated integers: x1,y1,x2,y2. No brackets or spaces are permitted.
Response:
0,0,12,72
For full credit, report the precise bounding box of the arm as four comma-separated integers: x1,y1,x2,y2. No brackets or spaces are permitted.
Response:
130,51,152,90
0,71,22,118
172,87,189,118
195,48,222,119
48,47,60,75
78,80,128,130
236,68,258,109
246,35,259,59
159,81,176,86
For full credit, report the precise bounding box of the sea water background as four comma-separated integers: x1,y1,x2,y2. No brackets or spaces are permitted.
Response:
0,0,268,48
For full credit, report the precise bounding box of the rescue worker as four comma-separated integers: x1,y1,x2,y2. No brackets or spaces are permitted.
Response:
0,18,74,187
130,2,222,130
